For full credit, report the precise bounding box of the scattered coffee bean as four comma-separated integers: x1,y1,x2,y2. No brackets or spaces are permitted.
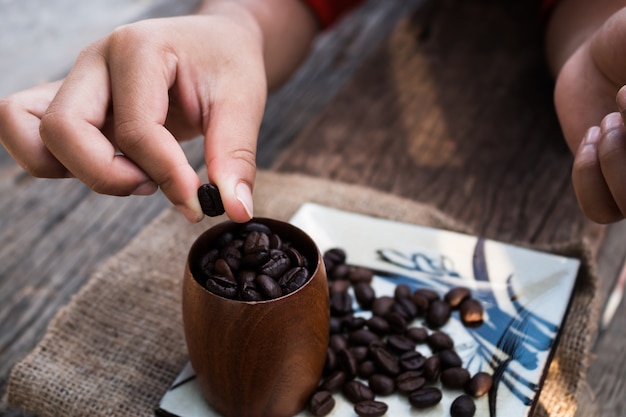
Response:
354,400,388,417
305,247,494,415
408,386,443,408
460,298,484,325
308,390,335,416
441,367,471,389
451,394,477,417
466,371,493,397
343,380,375,403
197,183,225,217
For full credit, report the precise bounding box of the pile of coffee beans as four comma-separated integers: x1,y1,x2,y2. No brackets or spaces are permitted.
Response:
193,222,312,301
307,248,492,417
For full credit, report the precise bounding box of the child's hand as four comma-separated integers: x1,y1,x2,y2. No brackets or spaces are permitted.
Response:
572,110,626,223
0,5,268,223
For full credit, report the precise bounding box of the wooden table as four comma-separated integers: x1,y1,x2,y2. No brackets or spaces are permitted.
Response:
1,0,625,416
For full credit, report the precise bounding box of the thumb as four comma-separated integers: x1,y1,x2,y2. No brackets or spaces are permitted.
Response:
204,75,267,223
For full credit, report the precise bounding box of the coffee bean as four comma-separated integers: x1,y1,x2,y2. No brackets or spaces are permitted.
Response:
278,266,309,294
342,316,367,332
330,280,351,295
255,274,282,299
386,334,416,353
451,394,476,417
384,312,407,334
343,380,375,403
423,355,441,382
428,331,454,351
205,277,237,299
197,183,225,217
354,400,388,417
414,288,440,302
399,350,425,371
324,348,337,374
349,329,380,347
329,334,348,352
411,292,429,315
427,299,451,328
365,316,390,335
371,296,395,317
323,248,347,270
350,346,369,362
284,246,305,267
337,348,358,378
460,298,484,325
370,345,400,376
405,326,428,344
394,284,412,300
444,286,471,308
308,390,335,416
354,282,376,309
408,387,443,408
368,373,396,396
441,367,471,389
260,253,291,278
242,230,269,254
439,349,463,369
395,371,426,393
319,370,346,392
466,371,493,397
330,291,353,316
348,267,374,284
392,296,418,320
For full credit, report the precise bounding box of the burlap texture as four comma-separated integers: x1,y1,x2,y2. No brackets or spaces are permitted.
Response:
5,170,597,417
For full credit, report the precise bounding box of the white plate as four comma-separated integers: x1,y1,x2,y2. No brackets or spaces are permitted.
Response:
157,203,580,417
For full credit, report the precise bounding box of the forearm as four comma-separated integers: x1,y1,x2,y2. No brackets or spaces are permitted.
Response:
197,0,319,91
545,0,626,76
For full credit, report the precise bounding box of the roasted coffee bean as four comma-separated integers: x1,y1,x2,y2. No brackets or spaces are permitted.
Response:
441,367,471,389
348,329,380,346
386,334,416,353
405,326,428,344
329,334,348,352
451,394,476,417
439,349,463,369
343,380,375,403
329,317,342,334
408,387,443,408
411,292,429,315
395,371,426,393
278,266,309,294
370,345,400,376
255,274,282,299
460,298,484,325
329,263,350,281
337,348,358,378
236,269,256,286
268,233,282,250
392,296,418,320
428,331,454,351
365,316,390,335
342,316,366,332
354,282,376,310
205,277,237,299
348,267,374,284
357,360,377,379
423,354,441,382
354,400,388,417
319,370,346,392
240,282,264,301
466,371,493,397
330,280,351,295
219,245,241,271
260,253,291,278
197,183,225,216
414,288,440,302
308,390,335,417
213,258,235,282
330,290,353,316
384,311,407,334
350,346,369,362
399,350,425,371
241,250,270,268
371,296,395,317
284,246,305,267
323,248,347,270
444,286,471,308
242,230,269,254
427,299,451,328
368,373,396,396
394,284,412,300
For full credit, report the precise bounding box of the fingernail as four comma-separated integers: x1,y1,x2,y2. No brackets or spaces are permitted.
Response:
131,181,158,196
601,112,623,131
579,126,600,154
235,182,254,220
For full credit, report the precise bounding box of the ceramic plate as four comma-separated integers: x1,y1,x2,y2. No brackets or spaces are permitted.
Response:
157,203,580,417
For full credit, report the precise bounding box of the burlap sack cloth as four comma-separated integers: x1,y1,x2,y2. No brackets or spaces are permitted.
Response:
5,171,597,417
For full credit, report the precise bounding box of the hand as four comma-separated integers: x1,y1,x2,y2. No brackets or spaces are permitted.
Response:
0,4,266,223
572,110,626,223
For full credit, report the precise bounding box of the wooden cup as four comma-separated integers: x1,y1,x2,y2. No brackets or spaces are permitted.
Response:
182,218,330,417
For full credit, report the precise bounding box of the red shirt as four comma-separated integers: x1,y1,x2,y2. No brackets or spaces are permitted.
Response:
303,0,560,29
